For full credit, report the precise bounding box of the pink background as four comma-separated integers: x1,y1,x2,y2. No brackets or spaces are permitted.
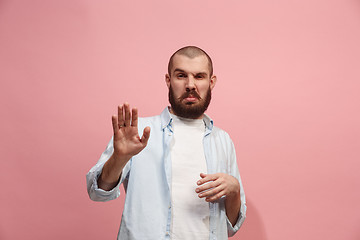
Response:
1,0,359,239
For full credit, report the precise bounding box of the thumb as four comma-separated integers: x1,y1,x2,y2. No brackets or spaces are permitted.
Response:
140,126,151,145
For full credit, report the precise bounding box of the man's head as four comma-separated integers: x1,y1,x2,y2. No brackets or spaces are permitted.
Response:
168,46,214,77
165,46,217,119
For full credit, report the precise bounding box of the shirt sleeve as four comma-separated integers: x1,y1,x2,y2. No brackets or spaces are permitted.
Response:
226,139,247,237
86,136,131,202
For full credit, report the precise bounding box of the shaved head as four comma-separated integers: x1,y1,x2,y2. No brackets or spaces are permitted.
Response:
168,46,213,77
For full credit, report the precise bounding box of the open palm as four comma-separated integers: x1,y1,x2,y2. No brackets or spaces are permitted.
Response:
112,103,150,160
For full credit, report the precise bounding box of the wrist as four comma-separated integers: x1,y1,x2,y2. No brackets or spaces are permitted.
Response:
228,176,240,197
112,151,131,165
99,153,129,188
227,188,240,199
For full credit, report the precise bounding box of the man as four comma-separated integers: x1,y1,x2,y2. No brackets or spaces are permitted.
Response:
86,46,246,240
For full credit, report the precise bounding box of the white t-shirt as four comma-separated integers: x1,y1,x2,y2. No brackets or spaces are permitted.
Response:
170,114,210,240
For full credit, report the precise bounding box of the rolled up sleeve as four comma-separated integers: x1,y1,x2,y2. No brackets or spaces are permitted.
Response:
226,190,246,236
226,139,247,237
86,137,130,202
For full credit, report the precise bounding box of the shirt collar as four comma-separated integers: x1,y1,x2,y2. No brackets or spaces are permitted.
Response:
160,107,214,131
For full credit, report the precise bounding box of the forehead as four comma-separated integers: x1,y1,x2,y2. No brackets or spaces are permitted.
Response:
171,54,210,75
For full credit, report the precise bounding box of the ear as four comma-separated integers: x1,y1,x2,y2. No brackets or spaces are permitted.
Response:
210,75,217,90
165,74,171,89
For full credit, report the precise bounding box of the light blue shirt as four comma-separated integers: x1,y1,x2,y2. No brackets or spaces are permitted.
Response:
86,107,246,240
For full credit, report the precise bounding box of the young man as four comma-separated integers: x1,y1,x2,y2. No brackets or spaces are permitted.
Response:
86,46,246,240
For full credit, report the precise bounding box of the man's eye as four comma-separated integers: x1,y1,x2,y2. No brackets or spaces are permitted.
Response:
177,74,186,78
195,75,204,79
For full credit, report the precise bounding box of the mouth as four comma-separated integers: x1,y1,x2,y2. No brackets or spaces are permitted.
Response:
184,95,198,102
180,91,201,103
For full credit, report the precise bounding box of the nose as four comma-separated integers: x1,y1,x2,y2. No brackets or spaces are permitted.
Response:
185,76,196,91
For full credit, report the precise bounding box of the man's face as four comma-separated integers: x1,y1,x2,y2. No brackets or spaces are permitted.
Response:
165,54,217,119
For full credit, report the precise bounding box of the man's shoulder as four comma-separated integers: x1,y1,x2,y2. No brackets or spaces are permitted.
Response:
211,125,231,137
208,125,236,156
136,111,164,131
137,107,170,129
139,114,161,121
138,114,161,125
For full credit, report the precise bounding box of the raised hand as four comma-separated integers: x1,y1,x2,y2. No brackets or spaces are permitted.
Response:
112,103,151,161
195,173,240,202
98,103,150,191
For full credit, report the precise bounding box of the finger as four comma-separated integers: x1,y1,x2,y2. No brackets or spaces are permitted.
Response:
198,184,224,198
124,103,131,127
112,115,118,135
131,108,138,127
140,126,151,145
206,190,226,202
196,180,221,193
197,173,219,185
118,105,124,127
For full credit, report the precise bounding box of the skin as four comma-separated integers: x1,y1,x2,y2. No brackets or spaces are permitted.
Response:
98,53,241,227
165,54,216,118
97,103,150,190
196,173,241,226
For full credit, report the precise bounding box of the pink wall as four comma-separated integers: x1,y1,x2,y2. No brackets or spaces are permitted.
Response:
1,0,359,239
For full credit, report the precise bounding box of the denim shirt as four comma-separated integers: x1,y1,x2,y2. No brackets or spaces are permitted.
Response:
86,107,246,240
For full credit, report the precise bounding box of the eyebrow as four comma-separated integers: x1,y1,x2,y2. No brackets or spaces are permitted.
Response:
173,68,208,76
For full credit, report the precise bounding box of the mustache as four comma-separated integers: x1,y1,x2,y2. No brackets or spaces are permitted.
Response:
179,90,202,101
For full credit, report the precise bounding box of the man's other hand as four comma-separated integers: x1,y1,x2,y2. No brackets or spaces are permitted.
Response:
195,173,240,202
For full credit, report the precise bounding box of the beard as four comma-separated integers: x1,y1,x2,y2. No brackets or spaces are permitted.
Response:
168,85,212,119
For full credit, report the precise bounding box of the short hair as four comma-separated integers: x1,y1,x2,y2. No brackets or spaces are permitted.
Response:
168,46,213,77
